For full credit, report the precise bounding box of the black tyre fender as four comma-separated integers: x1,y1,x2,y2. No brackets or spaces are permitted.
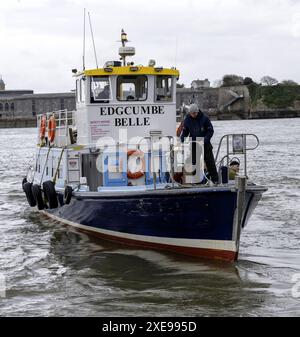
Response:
23,182,36,207
31,184,44,210
42,180,58,209
64,186,73,205
22,177,27,191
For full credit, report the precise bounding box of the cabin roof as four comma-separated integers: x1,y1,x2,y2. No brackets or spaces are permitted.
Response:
74,66,180,77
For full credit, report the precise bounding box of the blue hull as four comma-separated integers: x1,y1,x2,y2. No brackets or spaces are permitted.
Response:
54,190,236,240
43,187,265,261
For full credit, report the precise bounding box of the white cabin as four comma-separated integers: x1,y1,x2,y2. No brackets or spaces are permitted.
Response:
74,65,179,145
31,32,190,191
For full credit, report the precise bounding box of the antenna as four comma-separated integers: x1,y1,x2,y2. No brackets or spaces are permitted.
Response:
88,11,99,69
118,29,135,66
175,36,178,69
82,8,86,71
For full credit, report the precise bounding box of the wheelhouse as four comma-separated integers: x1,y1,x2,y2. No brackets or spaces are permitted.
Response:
73,66,179,145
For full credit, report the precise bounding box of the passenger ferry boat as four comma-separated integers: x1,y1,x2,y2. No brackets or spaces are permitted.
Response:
22,30,267,261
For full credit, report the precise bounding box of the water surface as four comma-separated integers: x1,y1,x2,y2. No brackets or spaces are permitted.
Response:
0,118,299,316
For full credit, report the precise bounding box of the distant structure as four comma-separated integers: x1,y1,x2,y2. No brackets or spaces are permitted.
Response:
0,75,5,90
191,79,210,90
0,76,75,119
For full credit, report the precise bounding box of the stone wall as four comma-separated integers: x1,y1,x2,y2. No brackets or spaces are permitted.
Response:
177,85,300,120
0,93,76,119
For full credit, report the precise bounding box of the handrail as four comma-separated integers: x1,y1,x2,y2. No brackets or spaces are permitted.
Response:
215,133,260,182
215,134,259,163
89,136,206,188
37,109,75,147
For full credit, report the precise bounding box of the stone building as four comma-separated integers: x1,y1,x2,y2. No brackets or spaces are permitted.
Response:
191,79,210,90
176,85,250,120
0,76,75,119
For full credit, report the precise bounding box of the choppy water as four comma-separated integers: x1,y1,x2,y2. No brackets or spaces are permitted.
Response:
0,118,299,317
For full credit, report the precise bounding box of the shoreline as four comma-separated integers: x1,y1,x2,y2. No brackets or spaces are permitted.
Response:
0,113,300,129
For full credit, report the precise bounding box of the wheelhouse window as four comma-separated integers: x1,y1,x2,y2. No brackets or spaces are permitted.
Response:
155,76,173,102
76,80,80,103
117,75,147,101
91,76,110,103
80,78,86,103
76,78,86,103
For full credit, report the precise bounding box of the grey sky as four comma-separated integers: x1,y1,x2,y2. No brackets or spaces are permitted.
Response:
1,0,300,92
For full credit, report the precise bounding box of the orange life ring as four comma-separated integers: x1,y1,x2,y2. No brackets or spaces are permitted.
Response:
39,115,47,140
48,115,56,143
127,150,146,180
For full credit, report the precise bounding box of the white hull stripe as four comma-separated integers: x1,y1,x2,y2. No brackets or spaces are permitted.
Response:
42,211,238,253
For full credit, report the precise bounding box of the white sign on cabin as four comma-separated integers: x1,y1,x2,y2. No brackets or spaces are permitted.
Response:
86,104,176,143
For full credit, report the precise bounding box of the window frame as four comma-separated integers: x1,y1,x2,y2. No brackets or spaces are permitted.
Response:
76,80,81,103
90,76,112,103
80,78,86,103
116,75,148,102
155,75,174,102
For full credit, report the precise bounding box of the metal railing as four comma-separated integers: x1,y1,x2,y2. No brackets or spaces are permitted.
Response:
135,136,205,188
37,109,76,147
92,136,206,189
215,134,260,181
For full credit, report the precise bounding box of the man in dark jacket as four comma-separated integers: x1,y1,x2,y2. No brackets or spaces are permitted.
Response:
180,103,219,184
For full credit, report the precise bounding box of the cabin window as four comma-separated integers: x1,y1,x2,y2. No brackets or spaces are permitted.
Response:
155,76,173,102
80,79,86,103
76,79,86,103
91,76,110,103
76,80,80,103
117,75,147,101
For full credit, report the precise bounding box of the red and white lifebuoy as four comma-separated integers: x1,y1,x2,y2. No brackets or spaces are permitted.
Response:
39,114,47,141
127,150,146,180
48,115,56,143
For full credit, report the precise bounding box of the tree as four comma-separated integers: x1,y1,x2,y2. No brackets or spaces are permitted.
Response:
176,83,185,88
213,79,223,88
221,74,244,87
280,80,298,86
260,76,278,86
243,77,254,85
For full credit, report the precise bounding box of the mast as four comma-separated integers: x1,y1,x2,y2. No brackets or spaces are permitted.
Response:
88,11,99,69
118,29,135,66
82,8,86,71
121,29,128,66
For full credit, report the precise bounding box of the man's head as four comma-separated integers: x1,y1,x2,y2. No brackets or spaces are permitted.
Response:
230,160,240,173
189,103,199,118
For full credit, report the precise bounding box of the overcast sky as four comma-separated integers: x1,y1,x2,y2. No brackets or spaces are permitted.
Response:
1,0,300,93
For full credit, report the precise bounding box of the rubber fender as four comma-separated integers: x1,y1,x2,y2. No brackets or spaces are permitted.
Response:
31,184,44,210
42,181,58,209
23,182,36,207
64,185,73,205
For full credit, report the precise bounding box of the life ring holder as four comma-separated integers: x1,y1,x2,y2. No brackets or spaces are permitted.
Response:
127,149,146,180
